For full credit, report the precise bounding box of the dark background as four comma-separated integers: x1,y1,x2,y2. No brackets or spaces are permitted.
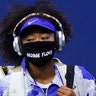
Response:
0,0,96,78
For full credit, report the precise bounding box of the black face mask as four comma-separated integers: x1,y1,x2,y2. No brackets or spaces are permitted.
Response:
21,41,55,67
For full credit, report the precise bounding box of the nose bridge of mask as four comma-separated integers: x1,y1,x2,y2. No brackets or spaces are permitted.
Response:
22,41,55,51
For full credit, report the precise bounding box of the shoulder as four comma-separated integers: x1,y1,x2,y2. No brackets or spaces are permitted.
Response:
0,74,11,95
74,65,95,80
0,66,22,95
0,74,10,86
0,66,22,87
74,66,96,95
53,58,95,80
53,58,96,95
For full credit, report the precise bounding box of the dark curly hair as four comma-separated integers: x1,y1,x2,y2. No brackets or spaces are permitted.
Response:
0,0,72,66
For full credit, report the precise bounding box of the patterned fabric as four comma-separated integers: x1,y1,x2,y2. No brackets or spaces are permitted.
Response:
0,58,96,96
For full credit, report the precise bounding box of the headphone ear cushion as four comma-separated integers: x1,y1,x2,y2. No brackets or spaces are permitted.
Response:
55,31,65,51
13,37,22,56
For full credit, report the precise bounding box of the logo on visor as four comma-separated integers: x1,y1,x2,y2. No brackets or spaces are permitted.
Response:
28,19,38,25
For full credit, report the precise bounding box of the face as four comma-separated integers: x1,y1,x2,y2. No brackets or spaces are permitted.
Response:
22,31,55,44
21,29,56,67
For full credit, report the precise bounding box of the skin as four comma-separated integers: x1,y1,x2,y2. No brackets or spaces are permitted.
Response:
22,30,75,96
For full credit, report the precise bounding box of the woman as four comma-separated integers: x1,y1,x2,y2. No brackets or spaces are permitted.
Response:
0,0,95,96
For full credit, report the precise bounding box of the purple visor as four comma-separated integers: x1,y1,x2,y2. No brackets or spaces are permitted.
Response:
20,17,56,33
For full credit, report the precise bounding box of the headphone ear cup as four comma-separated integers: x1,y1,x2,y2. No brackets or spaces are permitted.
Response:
13,36,22,56
55,31,65,51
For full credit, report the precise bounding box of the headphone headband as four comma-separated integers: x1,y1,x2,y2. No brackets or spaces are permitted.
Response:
13,13,65,55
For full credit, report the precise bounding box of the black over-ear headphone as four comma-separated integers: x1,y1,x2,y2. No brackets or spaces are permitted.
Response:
13,13,65,56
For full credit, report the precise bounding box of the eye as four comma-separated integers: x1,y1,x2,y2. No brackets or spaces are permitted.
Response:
23,37,35,43
41,36,49,40
26,38,35,41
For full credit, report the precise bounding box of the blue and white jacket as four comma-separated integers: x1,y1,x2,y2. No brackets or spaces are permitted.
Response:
0,58,96,96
